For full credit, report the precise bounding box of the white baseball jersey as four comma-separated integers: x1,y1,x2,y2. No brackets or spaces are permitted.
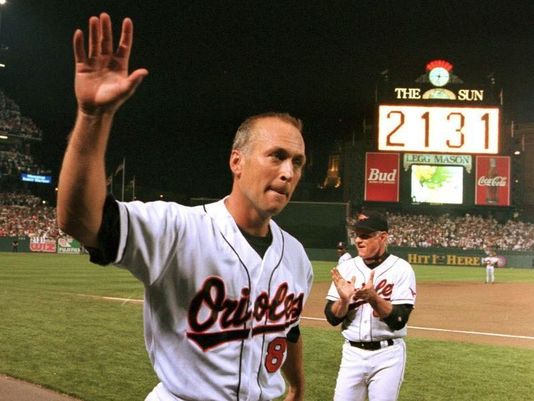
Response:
326,255,416,341
483,256,499,269
112,197,313,401
337,252,352,265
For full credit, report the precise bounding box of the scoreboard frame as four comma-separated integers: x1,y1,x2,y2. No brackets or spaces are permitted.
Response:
377,104,500,155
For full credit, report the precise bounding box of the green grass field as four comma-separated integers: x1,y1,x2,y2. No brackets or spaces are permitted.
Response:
1,253,534,401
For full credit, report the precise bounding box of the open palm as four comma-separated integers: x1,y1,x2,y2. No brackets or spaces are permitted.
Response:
73,13,148,115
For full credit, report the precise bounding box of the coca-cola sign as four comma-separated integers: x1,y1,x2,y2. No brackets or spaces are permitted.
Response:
477,176,507,187
475,156,510,206
365,152,400,202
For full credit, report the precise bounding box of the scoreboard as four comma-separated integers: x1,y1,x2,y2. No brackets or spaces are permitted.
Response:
365,59,510,207
378,105,500,154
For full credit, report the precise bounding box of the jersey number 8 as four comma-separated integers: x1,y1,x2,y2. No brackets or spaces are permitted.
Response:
265,337,287,373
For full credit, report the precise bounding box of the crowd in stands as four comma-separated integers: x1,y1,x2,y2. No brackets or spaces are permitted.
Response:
384,212,534,251
1,190,533,252
0,90,43,141
0,89,49,184
345,211,534,251
0,149,49,178
0,192,60,238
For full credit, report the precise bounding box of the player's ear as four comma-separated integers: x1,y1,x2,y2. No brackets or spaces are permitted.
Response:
229,149,243,177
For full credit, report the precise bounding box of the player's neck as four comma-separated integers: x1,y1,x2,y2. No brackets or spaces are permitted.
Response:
224,195,271,237
363,252,389,268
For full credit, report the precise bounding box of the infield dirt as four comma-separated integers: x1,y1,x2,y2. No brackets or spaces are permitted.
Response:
303,281,534,349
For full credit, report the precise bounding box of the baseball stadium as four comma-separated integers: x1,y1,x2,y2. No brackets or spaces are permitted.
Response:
1,3,534,401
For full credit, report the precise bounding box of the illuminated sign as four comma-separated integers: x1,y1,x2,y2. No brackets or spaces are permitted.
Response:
21,173,52,184
403,154,472,173
378,105,499,154
393,88,485,101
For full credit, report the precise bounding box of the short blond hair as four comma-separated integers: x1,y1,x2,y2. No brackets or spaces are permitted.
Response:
232,112,303,153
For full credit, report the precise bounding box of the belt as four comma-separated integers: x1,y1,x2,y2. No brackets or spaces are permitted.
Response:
348,339,394,350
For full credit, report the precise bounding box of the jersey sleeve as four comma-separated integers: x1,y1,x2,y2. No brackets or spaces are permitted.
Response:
113,199,187,285
390,261,417,306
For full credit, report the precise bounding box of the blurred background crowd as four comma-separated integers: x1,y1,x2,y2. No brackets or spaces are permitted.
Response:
1,189,533,251
0,88,532,251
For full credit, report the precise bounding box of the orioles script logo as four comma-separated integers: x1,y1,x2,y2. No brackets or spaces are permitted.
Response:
187,276,304,350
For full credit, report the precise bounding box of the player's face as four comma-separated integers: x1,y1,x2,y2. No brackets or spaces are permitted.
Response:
353,231,387,260
233,117,306,219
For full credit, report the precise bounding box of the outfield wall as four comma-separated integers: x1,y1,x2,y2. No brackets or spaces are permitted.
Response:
1,237,532,268
306,246,534,269
0,237,82,254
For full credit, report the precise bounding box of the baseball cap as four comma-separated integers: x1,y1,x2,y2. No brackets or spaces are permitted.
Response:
336,241,346,249
353,212,389,233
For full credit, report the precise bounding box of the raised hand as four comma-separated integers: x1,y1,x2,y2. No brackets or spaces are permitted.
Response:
331,267,357,303
72,13,148,116
354,270,376,303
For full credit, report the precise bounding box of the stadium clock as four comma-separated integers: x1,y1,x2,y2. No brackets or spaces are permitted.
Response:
428,67,450,87
378,105,500,154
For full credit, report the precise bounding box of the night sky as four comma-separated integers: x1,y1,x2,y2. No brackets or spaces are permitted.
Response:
0,1,532,199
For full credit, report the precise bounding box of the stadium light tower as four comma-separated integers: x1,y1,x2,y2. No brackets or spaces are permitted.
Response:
0,0,6,68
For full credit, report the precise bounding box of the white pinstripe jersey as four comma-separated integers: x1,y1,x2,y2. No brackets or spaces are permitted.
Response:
112,198,313,401
326,255,416,342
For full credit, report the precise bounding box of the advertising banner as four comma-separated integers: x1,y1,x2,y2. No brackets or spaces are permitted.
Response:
57,237,82,254
29,237,57,253
364,152,400,202
475,156,510,206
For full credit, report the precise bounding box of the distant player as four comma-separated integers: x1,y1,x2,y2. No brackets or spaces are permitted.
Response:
482,248,499,284
336,241,352,265
324,212,416,401
57,13,313,401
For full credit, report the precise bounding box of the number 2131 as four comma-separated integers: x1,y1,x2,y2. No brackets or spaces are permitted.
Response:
378,106,499,154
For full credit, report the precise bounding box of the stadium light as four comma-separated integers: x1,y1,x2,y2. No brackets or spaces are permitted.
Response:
0,0,5,68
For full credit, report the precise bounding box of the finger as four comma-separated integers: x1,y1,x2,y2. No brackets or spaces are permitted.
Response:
87,16,100,59
350,276,356,285
116,17,134,60
73,29,87,64
331,269,340,282
125,68,149,94
100,12,113,55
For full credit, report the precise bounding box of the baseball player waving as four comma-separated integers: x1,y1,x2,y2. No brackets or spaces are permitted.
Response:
57,13,313,401
325,212,416,401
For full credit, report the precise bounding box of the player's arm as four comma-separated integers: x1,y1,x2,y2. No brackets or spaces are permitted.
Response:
57,13,147,247
382,304,413,330
282,334,305,401
324,267,357,325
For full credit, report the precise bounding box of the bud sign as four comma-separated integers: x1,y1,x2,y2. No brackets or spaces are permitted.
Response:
475,156,510,206
365,152,400,202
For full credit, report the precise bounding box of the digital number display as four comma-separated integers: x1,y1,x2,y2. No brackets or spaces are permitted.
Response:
378,105,500,154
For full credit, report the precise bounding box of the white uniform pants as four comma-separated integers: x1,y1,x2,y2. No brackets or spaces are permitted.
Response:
486,266,495,283
333,339,406,401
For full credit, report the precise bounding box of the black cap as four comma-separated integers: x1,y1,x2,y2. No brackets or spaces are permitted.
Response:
353,212,389,233
336,241,346,249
